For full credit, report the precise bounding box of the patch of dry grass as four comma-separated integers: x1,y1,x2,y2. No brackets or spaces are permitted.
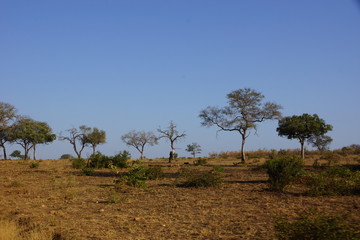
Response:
0,219,52,240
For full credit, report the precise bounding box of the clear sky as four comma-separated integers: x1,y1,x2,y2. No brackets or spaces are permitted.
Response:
1,0,360,159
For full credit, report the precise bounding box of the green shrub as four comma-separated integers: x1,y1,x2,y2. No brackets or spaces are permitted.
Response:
275,210,360,240
193,158,208,166
112,151,130,168
60,154,74,159
176,168,223,188
29,162,39,169
213,165,224,172
87,151,130,169
144,166,164,180
88,152,111,168
264,155,304,192
71,158,87,169
305,166,360,196
115,165,162,189
82,167,95,176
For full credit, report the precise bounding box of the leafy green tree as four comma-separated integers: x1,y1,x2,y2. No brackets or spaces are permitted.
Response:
186,142,202,157
11,118,56,160
0,102,18,160
199,88,282,162
10,150,24,160
60,154,74,159
59,125,91,158
121,130,158,159
158,121,186,163
84,127,106,155
30,121,56,160
277,113,333,159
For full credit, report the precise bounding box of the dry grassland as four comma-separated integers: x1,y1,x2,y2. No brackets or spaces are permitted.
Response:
0,157,359,239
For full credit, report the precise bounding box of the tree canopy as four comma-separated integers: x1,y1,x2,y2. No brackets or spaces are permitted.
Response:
121,130,158,159
84,127,106,155
199,88,282,162
277,113,333,159
11,118,56,160
185,142,202,158
0,102,18,160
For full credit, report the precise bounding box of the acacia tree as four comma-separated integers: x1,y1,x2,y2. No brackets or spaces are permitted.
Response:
199,88,282,162
121,130,158,159
185,142,202,158
277,113,333,159
158,121,186,163
29,121,56,160
84,127,106,155
11,118,55,160
0,102,18,160
309,135,333,152
59,125,91,158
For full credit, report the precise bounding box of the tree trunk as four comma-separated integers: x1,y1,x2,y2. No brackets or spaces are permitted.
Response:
169,141,175,163
2,146,7,160
300,139,305,159
92,145,96,155
24,147,29,160
240,134,246,163
33,144,37,160
73,144,81,158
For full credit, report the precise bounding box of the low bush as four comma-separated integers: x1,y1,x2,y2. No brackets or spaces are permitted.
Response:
87,151,130,169
71,158,87,169
193,158,207,166
275,210,360,240
29,162,40,169
213,165,224,172
176,167,223,188
264,156,304,192
305,166,360,196
82,167,95,176
144,166,164,180
115,165,163,189
111,151,130,168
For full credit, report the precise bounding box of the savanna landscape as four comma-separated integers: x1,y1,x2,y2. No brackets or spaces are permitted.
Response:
1,149,359,240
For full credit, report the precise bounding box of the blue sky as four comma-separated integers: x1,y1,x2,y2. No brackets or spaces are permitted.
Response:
1,0,360,159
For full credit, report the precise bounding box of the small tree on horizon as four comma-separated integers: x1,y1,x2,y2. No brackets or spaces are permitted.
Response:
199,88,282,163
186,142,202,158
0,102,18,160
158,121,186,163
59,125,91,159
84,127,106,155
308,135,333,152
121,130,158,159
277,113,333,159
11,118,56,160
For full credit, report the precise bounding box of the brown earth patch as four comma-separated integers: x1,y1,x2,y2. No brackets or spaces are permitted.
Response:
0,159,359,239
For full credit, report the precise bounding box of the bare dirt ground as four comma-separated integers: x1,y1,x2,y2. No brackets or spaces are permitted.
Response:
0,158,359,240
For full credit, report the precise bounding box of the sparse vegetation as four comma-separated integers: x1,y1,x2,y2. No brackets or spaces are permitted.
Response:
305,166,360,196
176,167,223,187
29,161,39,169
71,158,87,169
0,218,53,240
275,210,360,240
193,158,207,166
264,155,304,192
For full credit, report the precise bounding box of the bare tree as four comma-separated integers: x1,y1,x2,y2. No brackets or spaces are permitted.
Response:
199,88,282,162
121,130,158,159
59,125,91,158
157,121,186,163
